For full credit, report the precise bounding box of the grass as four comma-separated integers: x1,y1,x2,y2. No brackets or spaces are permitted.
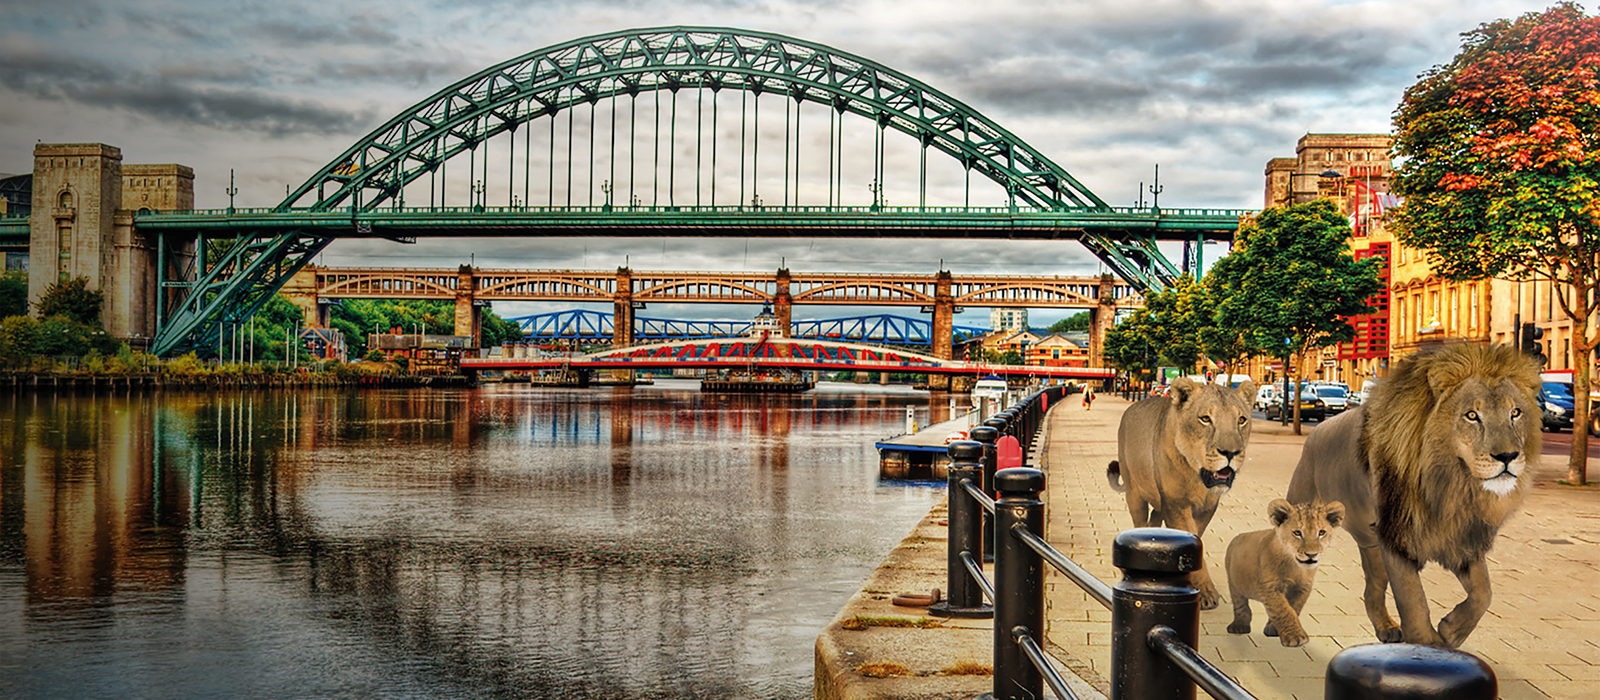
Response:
940,661,993,676
857,662,911,678
839,614,942,631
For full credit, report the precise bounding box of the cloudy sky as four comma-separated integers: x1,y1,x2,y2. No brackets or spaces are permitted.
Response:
0,0,1559,325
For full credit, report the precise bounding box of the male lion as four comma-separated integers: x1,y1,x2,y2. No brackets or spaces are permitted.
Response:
1225,498,1345,647
1287,343,1539,648
1108,376,1255,609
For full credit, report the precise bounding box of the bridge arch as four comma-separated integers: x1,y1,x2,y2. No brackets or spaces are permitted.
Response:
281,26,1108,214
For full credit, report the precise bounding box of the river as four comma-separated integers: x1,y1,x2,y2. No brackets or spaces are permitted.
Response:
0,379,948,699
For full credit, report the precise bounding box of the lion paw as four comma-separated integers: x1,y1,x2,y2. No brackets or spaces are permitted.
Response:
1278,630,1309,648
1403,627,1448,648
1262,622,1278,637
1226,621,1250,635
1374,624,1403,643
1437,616,1474,649
1197,585,1222,611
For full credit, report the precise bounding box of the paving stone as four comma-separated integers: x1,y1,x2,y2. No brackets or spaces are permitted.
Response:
1038,396,1600,700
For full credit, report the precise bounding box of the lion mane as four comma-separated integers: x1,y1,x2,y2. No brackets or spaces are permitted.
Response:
1287,342,1541,647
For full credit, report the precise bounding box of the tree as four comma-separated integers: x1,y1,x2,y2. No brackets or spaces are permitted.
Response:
1211,199,1383,433
0,269,26,318
1390,2,1600,483
1047,311,1091,333
35,277,103,325
1104,308,1158,385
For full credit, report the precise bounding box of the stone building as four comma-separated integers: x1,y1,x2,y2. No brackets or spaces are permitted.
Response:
26,143,194,348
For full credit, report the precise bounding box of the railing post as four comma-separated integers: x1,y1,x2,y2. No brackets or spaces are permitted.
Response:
1324,644,1497,700
1111,527,1201,700
993,467,1046,700
928,440,993,619
978,420,1005,559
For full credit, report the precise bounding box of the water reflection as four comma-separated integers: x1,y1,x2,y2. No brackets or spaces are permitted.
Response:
0,381,942,699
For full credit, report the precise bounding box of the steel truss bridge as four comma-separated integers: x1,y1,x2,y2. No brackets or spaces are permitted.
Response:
463,336,1111,380
507,309,994,345
137,26,1248,357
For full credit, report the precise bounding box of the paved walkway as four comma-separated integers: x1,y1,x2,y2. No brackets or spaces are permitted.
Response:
1040,395,1600,700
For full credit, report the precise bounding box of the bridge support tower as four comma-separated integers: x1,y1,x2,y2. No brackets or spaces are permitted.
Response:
1089,274,1117,373
774,268,793,336
454,265,481,346
27,143,194,349
925,271,955,390
611,267,636,383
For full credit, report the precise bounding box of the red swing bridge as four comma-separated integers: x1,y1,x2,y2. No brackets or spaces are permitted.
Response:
460,335,1113,380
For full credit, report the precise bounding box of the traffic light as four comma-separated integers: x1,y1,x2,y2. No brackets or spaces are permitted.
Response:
1519,323,1546,365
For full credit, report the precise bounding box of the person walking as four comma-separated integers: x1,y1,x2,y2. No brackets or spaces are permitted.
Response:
1082,384,1095,410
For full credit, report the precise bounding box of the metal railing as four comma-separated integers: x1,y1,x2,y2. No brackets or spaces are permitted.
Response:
931,386,1499,700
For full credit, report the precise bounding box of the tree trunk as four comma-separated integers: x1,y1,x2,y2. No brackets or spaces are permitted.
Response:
1292,350,1303,436
1569,295,1591,486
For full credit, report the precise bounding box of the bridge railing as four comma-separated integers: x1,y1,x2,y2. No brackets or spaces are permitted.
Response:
932,389,1500,700
140,204,1255,219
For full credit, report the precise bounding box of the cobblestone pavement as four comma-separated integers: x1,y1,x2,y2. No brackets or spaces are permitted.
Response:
1040,395,1600,700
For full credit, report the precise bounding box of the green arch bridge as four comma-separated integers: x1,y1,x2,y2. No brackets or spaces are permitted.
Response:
132,26,1250,357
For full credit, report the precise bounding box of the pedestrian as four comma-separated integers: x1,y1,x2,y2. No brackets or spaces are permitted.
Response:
1082,384,1095,410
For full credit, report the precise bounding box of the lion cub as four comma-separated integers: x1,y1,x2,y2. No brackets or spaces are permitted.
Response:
1225,499,1344,647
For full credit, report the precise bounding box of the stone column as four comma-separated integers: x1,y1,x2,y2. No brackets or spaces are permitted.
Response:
280,266,321,329
612,267,635,347
1090,274,1117,368
454,264,480,346
774,268,792,336
611,267,635,383
932,270,954,360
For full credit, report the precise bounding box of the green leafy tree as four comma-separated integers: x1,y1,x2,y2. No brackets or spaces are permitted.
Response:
35,277,103,325
1211,199,1383,433
480,310,525,347
1047,311,1091,333
1104,308,1158,384
0,269,26,318
1390,2,1600,483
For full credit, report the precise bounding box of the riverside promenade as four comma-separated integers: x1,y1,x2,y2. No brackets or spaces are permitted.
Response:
1042,394,1600,700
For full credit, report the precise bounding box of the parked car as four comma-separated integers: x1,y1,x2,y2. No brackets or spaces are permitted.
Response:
1265,388,1328,422
1254,384,1279,412
1310,383,1351,415
1540,381,1576,432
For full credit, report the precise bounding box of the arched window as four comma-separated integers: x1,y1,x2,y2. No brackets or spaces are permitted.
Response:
58,190,73,208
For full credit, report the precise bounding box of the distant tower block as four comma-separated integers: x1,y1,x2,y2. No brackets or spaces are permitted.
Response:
990,308,1028,333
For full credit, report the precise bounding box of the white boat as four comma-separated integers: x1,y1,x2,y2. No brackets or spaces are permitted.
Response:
971,375,1008,402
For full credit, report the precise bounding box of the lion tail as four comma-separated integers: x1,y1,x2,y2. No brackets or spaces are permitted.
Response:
1106,461,1126,493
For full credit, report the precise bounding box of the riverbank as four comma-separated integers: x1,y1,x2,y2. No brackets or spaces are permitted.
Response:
0,370,473,392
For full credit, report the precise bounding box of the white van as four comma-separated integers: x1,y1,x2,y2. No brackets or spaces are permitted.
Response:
1254,384,1279,412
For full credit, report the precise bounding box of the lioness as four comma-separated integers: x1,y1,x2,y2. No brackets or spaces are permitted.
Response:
1108,376,1255,609
1286,343,1539,648
1225,499,1345,647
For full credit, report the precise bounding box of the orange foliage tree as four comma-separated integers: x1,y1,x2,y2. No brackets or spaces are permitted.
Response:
1391,2,1600,484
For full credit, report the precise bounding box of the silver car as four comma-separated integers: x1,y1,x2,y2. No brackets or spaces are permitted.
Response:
1311,384,1350,414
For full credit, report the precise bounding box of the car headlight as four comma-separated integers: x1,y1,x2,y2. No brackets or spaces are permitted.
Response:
1545,401,1562,413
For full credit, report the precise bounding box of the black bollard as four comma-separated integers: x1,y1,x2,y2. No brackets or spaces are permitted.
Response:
1325,644,1496,700
978,420,1006,560
993,467,1046,700
928,440,993,619
1111,527,1202,700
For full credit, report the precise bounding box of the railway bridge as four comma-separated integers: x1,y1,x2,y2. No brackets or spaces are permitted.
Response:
289,265,1145,361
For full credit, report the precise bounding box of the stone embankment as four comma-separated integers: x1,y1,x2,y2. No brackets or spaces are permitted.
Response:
1,371,473,392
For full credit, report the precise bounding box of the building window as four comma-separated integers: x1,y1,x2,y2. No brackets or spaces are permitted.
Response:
59,191,73,208
1468,284,1479,330
58,224,72,280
